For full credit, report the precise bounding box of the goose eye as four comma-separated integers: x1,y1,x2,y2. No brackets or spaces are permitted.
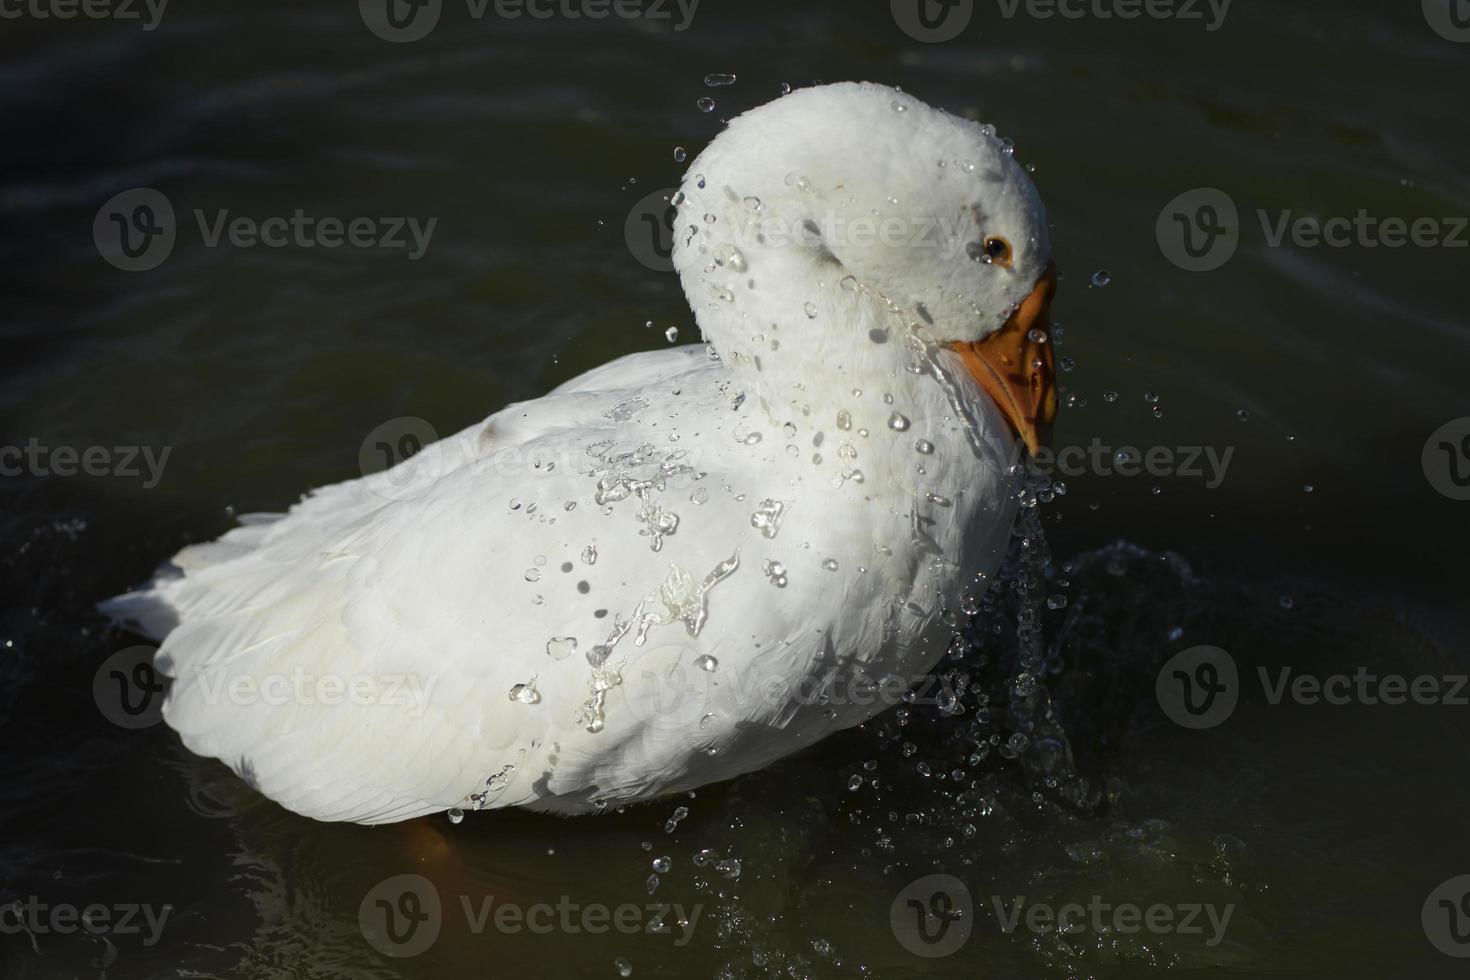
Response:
982,236,1013,267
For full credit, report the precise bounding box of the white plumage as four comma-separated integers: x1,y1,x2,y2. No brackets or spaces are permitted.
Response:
101,81,1055,823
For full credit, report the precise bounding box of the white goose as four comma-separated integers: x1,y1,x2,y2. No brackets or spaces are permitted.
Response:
102,81,1056,824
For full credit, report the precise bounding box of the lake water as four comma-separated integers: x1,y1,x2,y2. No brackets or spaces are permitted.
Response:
2,1,1469,977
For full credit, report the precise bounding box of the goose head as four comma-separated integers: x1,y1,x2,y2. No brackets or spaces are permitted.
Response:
672,81,1057,455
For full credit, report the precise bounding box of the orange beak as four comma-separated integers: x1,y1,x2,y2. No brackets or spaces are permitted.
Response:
947,261,1058,456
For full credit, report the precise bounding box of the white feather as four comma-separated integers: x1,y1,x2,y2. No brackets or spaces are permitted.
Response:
100,81,1049,823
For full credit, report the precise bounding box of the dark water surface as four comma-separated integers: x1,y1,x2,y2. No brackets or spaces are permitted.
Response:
3,1,1469,977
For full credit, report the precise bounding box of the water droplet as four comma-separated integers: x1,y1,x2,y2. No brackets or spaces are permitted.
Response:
1236,409,1251,422
695,655,718,672
713,243,748,272
1279,595,1295,610
509,498,522,511
614,956,633,977
1144,391,1160,404
704,72,736,86
664,326,679,343
836,409,852,431
696,97,716,113
821,558,839,571
1103,390,1118,403
524,568,541,582
750,498,787,538
581,545,598,565
447,807,464,825
887,412,910,431
547,636,578,660
1046,594,1068,610
509,680,541,704
847,775,863,790
915,439,934,455
1090,269,1112,288
803,302,818,319
673,146,686,163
